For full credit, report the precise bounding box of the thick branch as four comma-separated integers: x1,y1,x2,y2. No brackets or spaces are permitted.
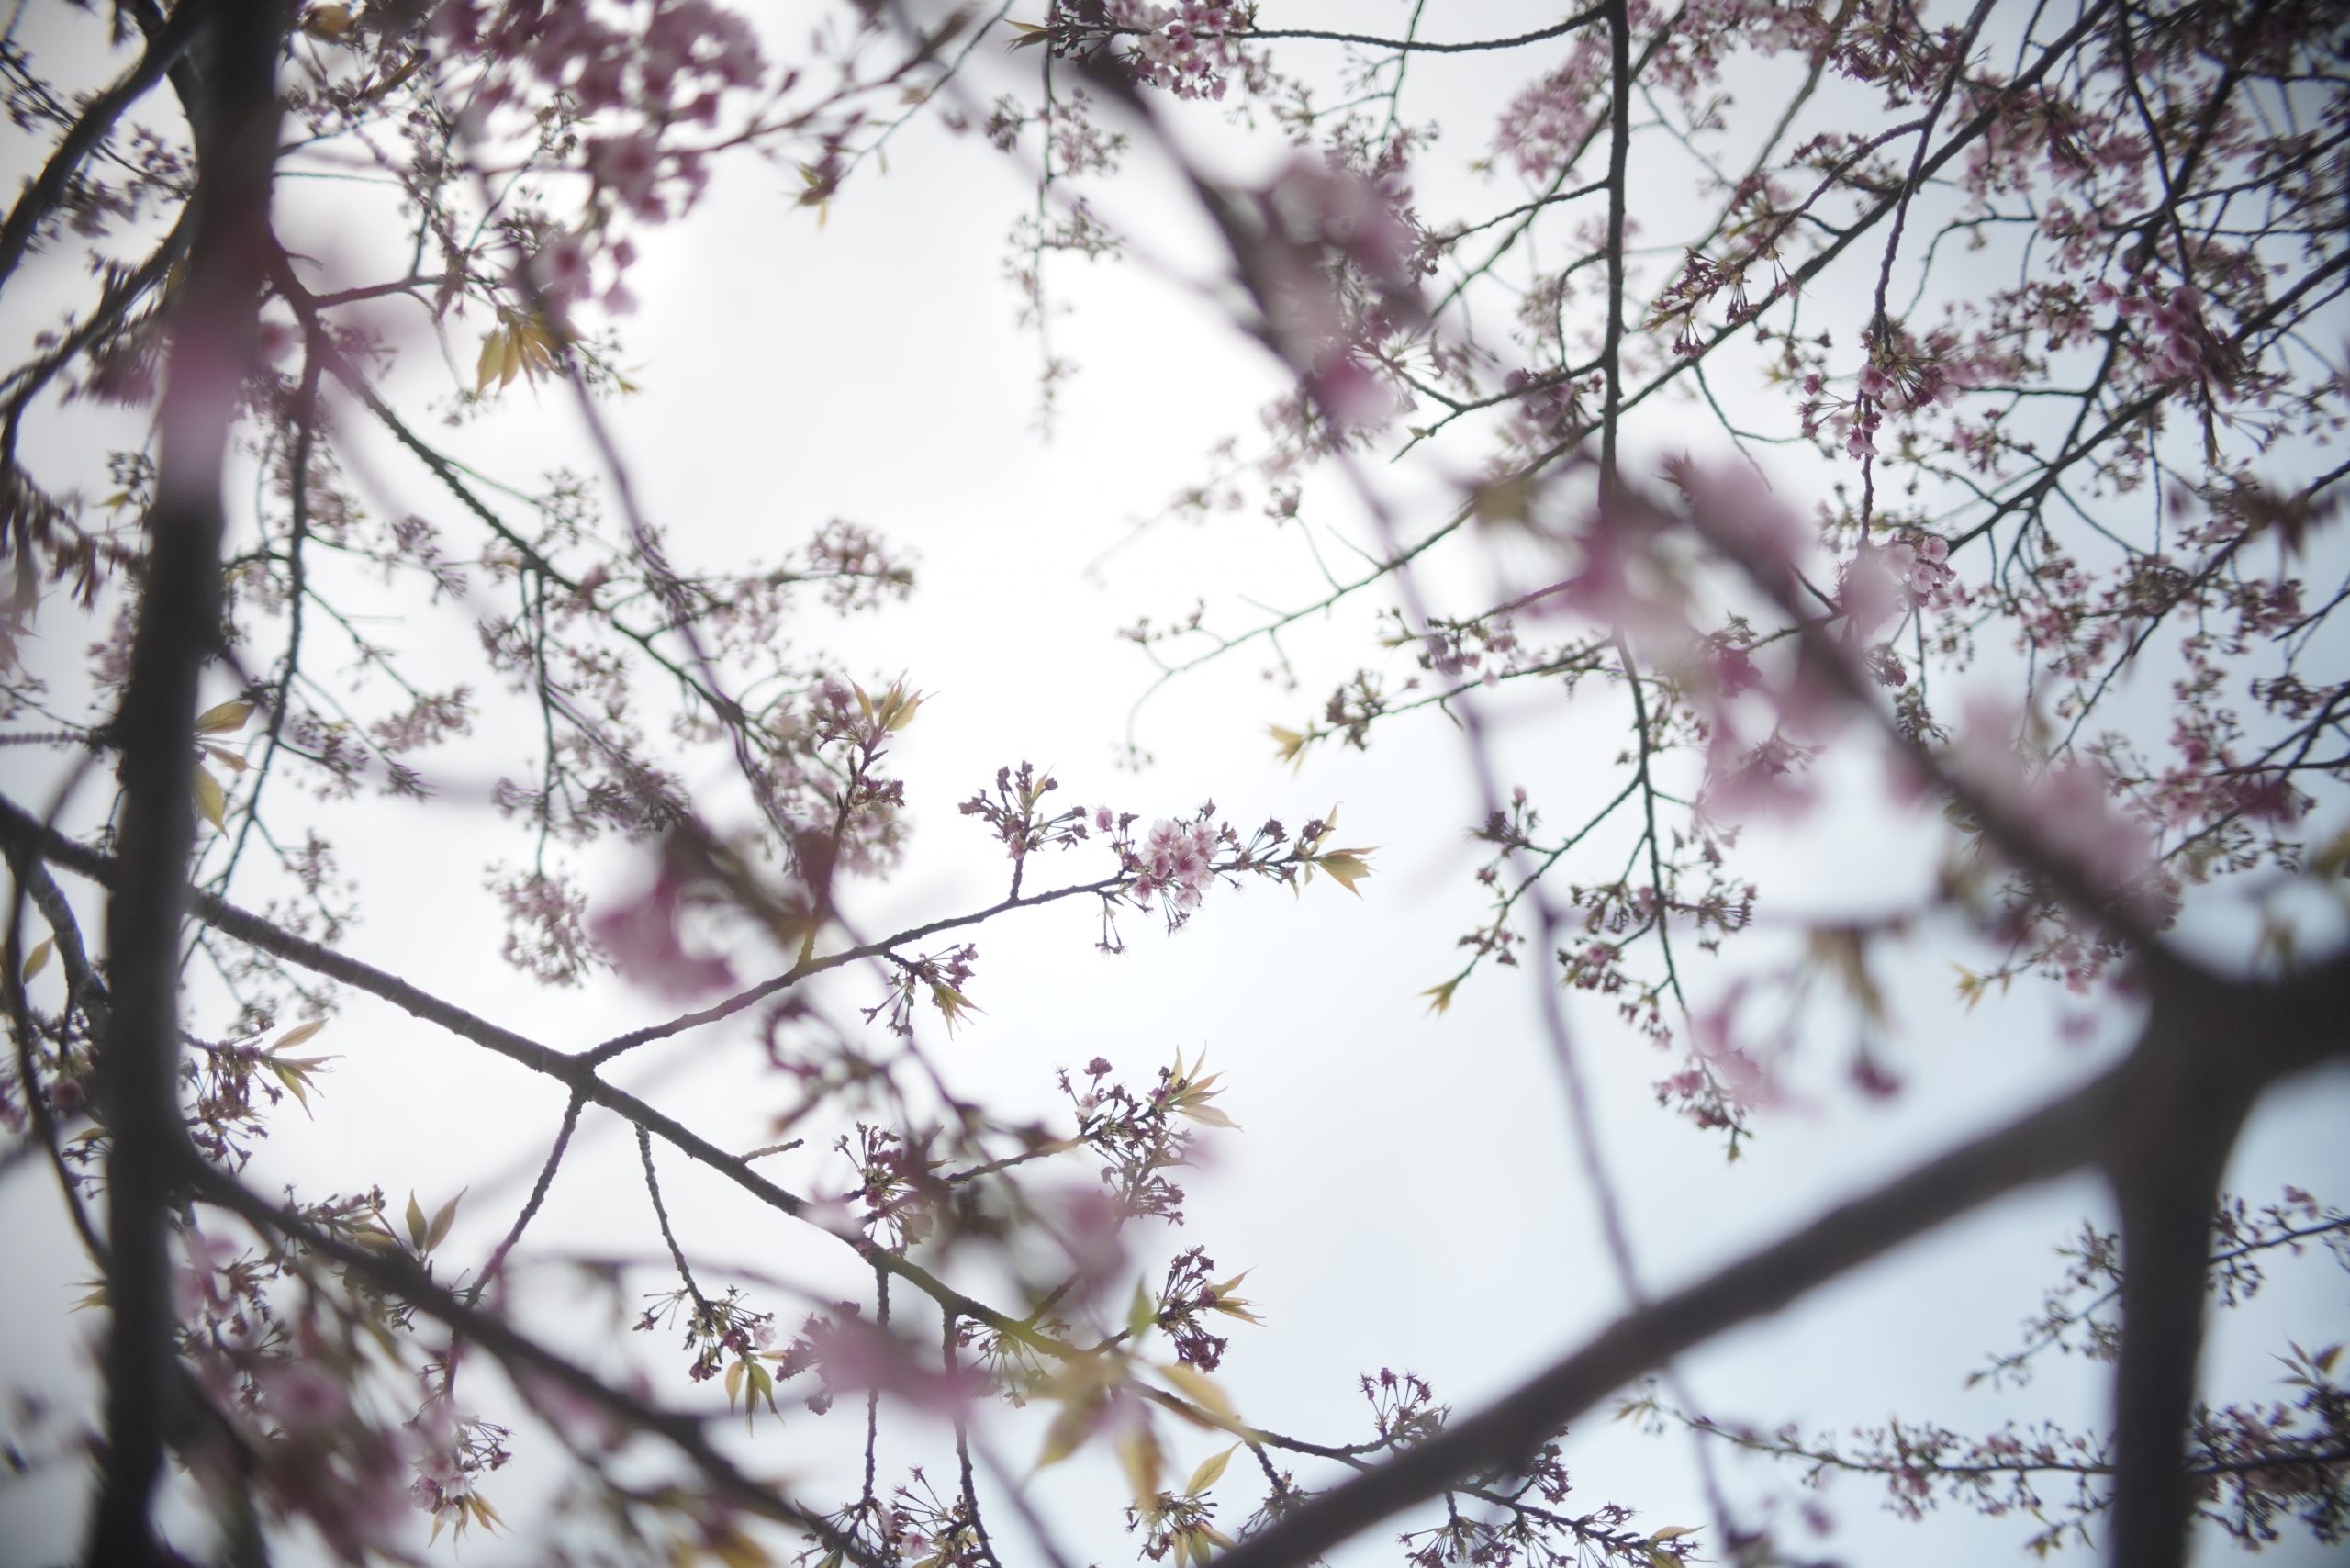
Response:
2101,966,2279,1568
1214,1049,2122,1567
1213,951,2350,1568
84,6,285,1563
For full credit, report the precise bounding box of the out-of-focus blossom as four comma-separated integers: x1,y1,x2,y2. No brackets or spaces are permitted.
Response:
804,1315,985,1414
591,854,737,1000
1662,454,1810,587
260,1359,348,1432
1948,696,2161,921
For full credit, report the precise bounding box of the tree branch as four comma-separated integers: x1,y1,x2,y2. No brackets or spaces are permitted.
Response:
1233,9,1605,53
0,792,1098,1368
0,2,202,290
84,6,286,1562
1213,951,2350,1568
180,1154,884,1568
1213,1040,2124,1567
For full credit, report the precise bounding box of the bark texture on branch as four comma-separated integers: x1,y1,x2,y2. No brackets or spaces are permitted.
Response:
84,6,288,1563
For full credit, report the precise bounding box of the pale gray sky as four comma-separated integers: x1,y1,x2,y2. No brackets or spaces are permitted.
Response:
3,4,2344,1565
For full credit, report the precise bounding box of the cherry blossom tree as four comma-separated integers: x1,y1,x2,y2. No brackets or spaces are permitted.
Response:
1,4,2344,1568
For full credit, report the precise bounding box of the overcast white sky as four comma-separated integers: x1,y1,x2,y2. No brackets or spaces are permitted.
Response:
3,4,2345,1565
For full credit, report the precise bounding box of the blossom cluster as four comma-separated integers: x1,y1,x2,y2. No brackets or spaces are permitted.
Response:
1108,1,1255,100
420,0,770,318
1493,39,1612,181
1243,153,1427,425
1127,815,1217,911
1837,532,1956,641
430,0,764,133
2091,279,2242,394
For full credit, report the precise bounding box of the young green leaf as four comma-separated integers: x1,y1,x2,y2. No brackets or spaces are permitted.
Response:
1311,848,1376,897
1184,1442,1239,1497
747,1360,778,1428
268,1058,317,1116
874,678,923,732
194,765,227,833
425,1187,466,1251
1034,1395,1098,1471
931,980,984,1034
1158,1361,1236,1422
1128,1277,1157,1340
1115,1417,1163,1505
475,329,508,394
194,699,254,734
1207,1272,1262,1325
